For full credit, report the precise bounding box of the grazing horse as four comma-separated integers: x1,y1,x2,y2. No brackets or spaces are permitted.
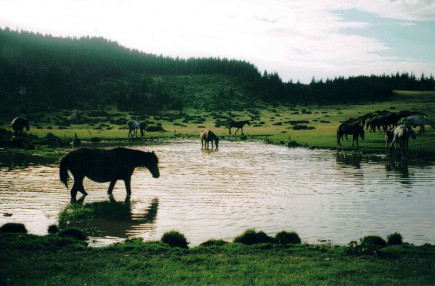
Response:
337,122,364,146
229,120,250,135
139,121,148,137
11,117,29,135
366,118,382,134
127,120,140,138
403,116,434,135
60,147,160,200
388,125,417,155
200,129,219,149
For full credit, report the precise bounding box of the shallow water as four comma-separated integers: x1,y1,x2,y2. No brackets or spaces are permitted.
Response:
0,140,434,246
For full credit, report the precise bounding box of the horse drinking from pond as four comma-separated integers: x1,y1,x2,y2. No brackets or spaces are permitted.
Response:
229,120,250,135
127,120,140,138
200,129,219,149
60,148,160,200
337,121,364,147
388,125,417,155
11,117,29,135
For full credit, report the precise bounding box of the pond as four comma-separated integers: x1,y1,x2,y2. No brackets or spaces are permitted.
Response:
0,140,434,247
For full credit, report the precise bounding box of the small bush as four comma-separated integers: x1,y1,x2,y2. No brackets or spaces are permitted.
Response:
200,239,228,247
387,232,403,245
161,231,189,249
48,225,59,234
58,228,87,240
0,223,27,234
347,235,387,256
361,235,387,247
275,231,301,244
234,229,273,245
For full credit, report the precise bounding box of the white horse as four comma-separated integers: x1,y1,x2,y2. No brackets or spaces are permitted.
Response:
127,120,140,138
388,125,417,155
403,116,434,135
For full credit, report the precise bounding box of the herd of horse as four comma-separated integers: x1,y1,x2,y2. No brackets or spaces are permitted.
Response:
336,111,434,154
8,114,434,199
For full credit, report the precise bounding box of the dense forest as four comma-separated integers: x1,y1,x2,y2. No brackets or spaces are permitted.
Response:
1,28,434,114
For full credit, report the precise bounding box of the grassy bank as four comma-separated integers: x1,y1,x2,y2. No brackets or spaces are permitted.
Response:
1,90,434,160
0,232,434,285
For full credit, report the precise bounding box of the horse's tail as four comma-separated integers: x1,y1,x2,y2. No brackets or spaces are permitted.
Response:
59,153,70,189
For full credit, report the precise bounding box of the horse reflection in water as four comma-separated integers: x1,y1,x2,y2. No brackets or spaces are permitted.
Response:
59,195,159,238
335,152,363,168
60,147,160,200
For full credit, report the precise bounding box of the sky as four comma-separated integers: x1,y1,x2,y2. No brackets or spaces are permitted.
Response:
1,0,434,83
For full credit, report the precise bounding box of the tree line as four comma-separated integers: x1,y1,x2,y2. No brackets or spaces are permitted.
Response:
0,27,434,113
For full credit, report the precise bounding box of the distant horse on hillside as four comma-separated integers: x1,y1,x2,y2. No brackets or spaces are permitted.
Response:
229,120,250,135
200,129,219,149
59,147,160,200
139,121,148,137
388,125,417,155
127,120,140,138
11,117,29,135
337,121,364,147
403,116,434,135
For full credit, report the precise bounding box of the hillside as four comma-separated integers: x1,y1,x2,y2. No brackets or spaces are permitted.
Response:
1,27,434,122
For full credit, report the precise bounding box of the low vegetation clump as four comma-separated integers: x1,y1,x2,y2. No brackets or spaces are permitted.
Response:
0,223,27,234
346,235,388,256
161,231,189,249
274,231,301,244
387,232,403,245
47,225,59,234
57,228,87,241
199,239,229,247
233,229,274,245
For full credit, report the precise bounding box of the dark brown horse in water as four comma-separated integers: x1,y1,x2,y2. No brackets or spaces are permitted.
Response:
229,120,250,135
200,129,219,149
337,122,364,146
11,117,29,135
60,148,160,199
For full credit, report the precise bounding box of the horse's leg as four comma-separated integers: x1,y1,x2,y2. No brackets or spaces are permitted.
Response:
235,128,239,135
71,176,87,199
107,180,117,195
124,177,132,195
229,127,231,134
77,178,88,196
241,127,244,135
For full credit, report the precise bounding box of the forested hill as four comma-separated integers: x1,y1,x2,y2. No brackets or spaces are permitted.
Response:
1,28,434,113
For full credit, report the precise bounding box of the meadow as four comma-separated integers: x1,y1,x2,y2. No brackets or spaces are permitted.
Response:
0,230,434,285
2,90,434,159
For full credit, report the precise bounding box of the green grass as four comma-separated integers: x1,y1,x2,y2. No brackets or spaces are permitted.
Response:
2,90,434,160
0,232,434,285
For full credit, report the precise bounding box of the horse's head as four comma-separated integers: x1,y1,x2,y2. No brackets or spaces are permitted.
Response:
246,121,251,126
146,151,160,178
